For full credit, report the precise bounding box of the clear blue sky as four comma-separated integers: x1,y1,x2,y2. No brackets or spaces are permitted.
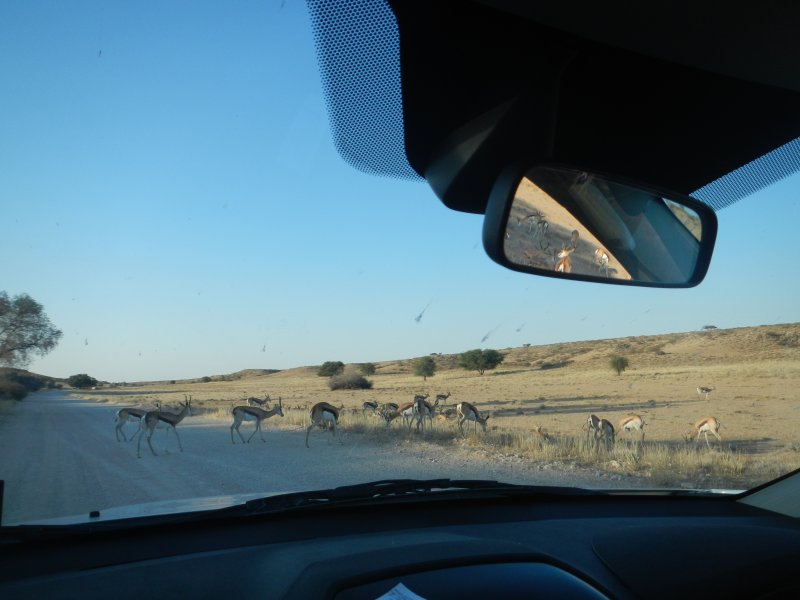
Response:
2,0,799,382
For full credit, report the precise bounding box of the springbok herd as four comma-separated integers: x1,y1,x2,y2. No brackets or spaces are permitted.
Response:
115,388,724,457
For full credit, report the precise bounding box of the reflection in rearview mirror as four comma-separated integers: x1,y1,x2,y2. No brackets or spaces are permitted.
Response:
502,166,712,286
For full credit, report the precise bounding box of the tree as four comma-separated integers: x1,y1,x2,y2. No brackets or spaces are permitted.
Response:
458,349,504,375
0,291,63,368
413,356,437,381
609,355,629,376
318,361,345,377
67,373,98,388
359,362,376,376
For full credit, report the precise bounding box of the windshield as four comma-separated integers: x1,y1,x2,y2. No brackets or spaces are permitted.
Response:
1,1,799,526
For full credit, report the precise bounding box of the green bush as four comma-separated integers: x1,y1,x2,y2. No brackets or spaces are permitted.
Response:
329,373,373,390
318,361,345,377
458,349,504,375
67,373,98,388
201,376,212,383
413,356,436,381
609,355,630,375
0,378,28,400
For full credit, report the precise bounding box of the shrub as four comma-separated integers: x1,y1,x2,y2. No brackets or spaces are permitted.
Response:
609,355,629,375
413,356,436,380
458,349,504,375
67,373,98,388
329,373,373,390
0,378,28,400
201,376,212,383
4,371,46,392
318,361,345,377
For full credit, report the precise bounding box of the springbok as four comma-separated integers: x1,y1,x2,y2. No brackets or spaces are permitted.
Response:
362,400,379,413
412,396,439,431
435,391,451,405
305,402,340,448
533,425,553,444
685,417,722,448
115,401,160,442
585,414,601,445
377,406,400,426
554,246,574,273
230,397,284,443
137,396,192,458
456,402,490,435
618,415,646,442
697,386,714,401
398,401,416,430
247,394,270,407
596,418,615,451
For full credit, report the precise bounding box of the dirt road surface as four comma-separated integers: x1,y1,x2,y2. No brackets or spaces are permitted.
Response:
0,391,635,524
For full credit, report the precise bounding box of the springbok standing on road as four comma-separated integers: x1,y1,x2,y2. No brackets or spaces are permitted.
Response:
115,401,160,442
230,397,284,443
137,396,192,458
305,402,340,448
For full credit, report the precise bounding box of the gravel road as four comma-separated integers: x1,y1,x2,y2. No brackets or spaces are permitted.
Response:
0,391,634,524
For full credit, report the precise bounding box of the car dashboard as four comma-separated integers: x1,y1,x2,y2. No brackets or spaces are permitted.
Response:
2,493,800,599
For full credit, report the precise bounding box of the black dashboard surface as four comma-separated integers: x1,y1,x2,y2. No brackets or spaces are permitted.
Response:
1,495,799,599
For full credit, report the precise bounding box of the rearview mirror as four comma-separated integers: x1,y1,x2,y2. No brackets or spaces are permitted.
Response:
483,164,717,287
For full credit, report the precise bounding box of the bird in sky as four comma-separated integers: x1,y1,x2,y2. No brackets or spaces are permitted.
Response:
414,301,432,323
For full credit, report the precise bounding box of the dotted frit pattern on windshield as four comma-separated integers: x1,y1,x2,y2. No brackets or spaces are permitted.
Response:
693,137,800,211
307,0,423,181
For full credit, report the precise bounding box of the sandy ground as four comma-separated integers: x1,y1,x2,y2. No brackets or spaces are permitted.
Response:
0,390,641,525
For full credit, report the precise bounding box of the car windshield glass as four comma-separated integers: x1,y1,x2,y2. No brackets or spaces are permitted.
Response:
1,1,799,526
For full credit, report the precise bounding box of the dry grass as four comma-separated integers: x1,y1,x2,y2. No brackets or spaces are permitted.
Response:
76,323,800,489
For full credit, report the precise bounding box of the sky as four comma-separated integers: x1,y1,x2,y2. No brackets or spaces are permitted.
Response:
2,0,799,382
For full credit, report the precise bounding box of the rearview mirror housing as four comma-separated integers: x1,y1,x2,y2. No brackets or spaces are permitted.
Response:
483,163,718,287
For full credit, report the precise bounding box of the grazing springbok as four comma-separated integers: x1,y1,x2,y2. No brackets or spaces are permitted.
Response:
435,391,451,405
115,401,160,442
585,414,602,444
378,406,400,426
697,386,714,401
305,402,340,448
412,397,439,431
685,417,722,449
362,400,379,413
456,402,490,435
230,397,284,443
596,418,615,451
533,425,553,444
618,415,646,442
137,396,192,458
247,394,270,407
